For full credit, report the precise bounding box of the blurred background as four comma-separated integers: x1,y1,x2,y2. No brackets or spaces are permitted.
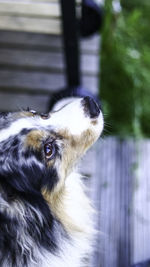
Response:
97,0,150,266
101,0,150,138
0,0,150,267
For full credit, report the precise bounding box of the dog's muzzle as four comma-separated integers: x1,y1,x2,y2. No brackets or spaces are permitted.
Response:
82,96,100,119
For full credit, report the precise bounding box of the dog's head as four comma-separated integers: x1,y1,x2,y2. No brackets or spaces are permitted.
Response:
0,97,103,198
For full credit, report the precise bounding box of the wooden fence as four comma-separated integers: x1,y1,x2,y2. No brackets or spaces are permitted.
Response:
81,137,150,267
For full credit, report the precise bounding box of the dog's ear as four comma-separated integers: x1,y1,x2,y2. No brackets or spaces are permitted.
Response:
0,170,45,212
0,165,43,195
0,163,58,197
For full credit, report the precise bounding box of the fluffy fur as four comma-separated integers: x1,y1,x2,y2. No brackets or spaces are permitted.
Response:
0,98,103,267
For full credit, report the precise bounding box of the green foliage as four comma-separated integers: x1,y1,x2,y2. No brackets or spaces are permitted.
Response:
100,0,150,137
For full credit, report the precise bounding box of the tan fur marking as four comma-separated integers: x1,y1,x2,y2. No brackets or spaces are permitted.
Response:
15,111,36,119
91,120,98,125
59,129,97,174
25,130,46,150
42,187,89,234
43,128,98,195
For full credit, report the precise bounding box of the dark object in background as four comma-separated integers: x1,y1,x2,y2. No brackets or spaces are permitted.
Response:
80,0,103,37
49,0,103,111
132,260,150,267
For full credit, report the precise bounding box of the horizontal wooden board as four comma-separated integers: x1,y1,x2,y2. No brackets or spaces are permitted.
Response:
0,0,82,34
0,70,98,94
0,80,97,112
0,91,50,112
0,31,100,54
81,76,98,94
17,0,59,2
81,35,100,54
0,70,65,92
7,0,60,2
10,0,81,3
0,48,99,75
0,2,61,17
0,15,61,34
0,30,63,51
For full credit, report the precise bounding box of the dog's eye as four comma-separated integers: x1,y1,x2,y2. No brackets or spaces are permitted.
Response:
40,113,49,120
44,143,55,159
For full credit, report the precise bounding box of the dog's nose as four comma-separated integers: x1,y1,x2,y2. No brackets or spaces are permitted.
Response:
82,96,100,118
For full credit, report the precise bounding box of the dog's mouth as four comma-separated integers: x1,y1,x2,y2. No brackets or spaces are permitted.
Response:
80,96,103,144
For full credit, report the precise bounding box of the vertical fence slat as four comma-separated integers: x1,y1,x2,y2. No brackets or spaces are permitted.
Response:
132,140,150,265
89,137,135,267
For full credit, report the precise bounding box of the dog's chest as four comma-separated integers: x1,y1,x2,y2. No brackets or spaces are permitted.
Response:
0,173,92,267
30,235,88,267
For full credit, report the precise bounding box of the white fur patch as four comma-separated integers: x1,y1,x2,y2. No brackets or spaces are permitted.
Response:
0,118,33,142
31,172,93,267
45,98,104,137
0,98,103,142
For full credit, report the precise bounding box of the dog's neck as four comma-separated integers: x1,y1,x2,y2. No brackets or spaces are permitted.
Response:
42,171,93,237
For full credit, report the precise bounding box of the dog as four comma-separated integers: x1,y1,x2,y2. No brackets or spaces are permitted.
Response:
0,96,103,267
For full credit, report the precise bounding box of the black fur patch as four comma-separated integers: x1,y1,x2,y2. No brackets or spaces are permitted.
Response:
0,198,64,267
0,128,64,266
0,167,65,266
0,162,58,198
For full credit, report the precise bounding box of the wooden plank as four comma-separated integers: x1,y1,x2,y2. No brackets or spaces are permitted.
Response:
81,75,98,94
81,34,100,54
18,0,59,2
0,91,50,112
0,48,65,70
0,70,66,93
14,0,81,4
0,2,61,17
0,70,98,94
9,0,60,2
13,0,81,3
0,48,99,75
82,53,99,75
132,140,150,265
90,138,134,267
0,31,100,53
0,15,61,34
0,30,63,51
